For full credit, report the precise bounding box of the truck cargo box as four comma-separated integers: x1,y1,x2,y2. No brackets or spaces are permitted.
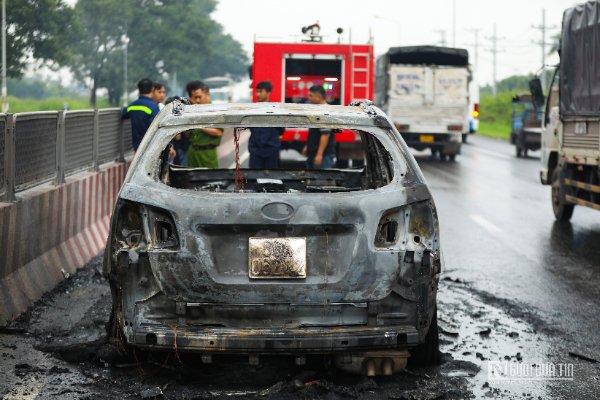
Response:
560,1,600,117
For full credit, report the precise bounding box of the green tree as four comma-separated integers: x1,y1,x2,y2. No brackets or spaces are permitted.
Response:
5,0,75,77
68,0,130,106
480,74,534,96
68,0,248,106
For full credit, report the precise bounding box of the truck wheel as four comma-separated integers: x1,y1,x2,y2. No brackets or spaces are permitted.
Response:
439,153,448,161
408,308,441,367
551,168,574,221
516,147,522,157
523,148,529,157
448,154,456,162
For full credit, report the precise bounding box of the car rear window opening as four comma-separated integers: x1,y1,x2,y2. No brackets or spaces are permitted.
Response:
159,128,394,193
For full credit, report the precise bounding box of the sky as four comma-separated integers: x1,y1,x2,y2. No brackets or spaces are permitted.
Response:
212,0,579,87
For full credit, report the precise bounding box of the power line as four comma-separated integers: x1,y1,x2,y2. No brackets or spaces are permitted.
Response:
485,23,505,97
467,28,480,75
532,8,557,90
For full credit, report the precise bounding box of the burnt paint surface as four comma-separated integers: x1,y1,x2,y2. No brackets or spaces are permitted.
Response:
106,102,441,351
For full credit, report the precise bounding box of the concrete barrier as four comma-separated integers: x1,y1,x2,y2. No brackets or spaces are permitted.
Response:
0,162,127,324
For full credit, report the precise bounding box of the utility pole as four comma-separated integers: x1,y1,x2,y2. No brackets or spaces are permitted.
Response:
2,0,7,113
486,23,504,97
435,30,447,46
467,28,480,74
452,0,456,47
532,8,556,91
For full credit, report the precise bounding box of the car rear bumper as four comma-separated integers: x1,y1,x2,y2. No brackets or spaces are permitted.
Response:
132,324,420,353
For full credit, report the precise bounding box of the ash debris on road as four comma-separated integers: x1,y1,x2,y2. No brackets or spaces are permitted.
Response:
1,256,589,399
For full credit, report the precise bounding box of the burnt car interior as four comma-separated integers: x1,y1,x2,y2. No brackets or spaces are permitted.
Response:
160,128,395,193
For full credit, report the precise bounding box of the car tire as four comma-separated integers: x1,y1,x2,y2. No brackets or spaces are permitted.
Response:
448,154,456,162
551,168,574,221
516,147,522,157
408,308,441,367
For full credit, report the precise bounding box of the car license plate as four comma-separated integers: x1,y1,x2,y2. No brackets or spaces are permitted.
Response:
420,135,435,143
249,238,306,279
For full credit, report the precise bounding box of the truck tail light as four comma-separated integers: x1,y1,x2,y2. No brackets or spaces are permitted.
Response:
395,123,410,132
447,124,463,132
473,103,479,118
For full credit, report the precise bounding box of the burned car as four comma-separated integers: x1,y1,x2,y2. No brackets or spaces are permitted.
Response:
104,100,442,376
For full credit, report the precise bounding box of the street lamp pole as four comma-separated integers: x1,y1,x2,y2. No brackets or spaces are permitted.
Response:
2,0,7,113
374,15,401,45
123,34,129,106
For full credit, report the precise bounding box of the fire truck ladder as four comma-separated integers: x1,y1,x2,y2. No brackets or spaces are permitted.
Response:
350,52,371,101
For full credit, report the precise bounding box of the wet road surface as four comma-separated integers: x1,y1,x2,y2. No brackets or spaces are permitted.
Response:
1,134,599,399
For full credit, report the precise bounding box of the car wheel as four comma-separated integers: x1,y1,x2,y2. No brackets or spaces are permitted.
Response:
448,154,456,162
551,168,574,221
516,147,522,157
523,148,529,157
439,153,448,161
408,308,441,367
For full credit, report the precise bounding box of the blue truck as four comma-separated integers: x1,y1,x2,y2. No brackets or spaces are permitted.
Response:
510,93,542,157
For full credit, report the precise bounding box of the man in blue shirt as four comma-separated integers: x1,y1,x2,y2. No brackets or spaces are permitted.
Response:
122,78,160,153
249,81,284,169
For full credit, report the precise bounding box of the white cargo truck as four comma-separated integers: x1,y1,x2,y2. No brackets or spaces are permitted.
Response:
375,46,471,161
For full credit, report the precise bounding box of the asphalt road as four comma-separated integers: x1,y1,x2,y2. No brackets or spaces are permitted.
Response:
0,134,599,399
418,135,600,399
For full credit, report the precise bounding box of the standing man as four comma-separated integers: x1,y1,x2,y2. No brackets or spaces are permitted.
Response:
122,78,159,153
151,82,166,110
302,85,335,168
185,80,223,168
249,81,284,169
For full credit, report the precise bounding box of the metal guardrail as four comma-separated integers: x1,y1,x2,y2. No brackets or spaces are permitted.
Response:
0,108,131,201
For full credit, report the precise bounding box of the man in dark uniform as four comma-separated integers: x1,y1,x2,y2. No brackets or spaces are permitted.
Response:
249,81,284,169
122,78,160,153
302,85,335,168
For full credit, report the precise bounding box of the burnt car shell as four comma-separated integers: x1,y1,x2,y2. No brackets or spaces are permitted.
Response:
104,101,443,375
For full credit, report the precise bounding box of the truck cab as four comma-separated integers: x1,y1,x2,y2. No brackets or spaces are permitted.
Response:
538,69,560,185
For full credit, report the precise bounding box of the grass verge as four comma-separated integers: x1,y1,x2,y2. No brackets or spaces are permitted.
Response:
6,96,112,113
477,121,511,141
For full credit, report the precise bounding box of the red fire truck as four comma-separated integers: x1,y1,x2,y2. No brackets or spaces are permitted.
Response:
251,27,374,166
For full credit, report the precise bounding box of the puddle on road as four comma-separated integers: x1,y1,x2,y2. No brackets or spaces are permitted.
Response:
439,277,559,399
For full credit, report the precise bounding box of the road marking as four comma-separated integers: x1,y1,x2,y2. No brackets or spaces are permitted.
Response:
470,146,513,161
228,150,250,169
469,214,503,235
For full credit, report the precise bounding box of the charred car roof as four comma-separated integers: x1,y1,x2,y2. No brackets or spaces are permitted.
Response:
157,101,393,129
